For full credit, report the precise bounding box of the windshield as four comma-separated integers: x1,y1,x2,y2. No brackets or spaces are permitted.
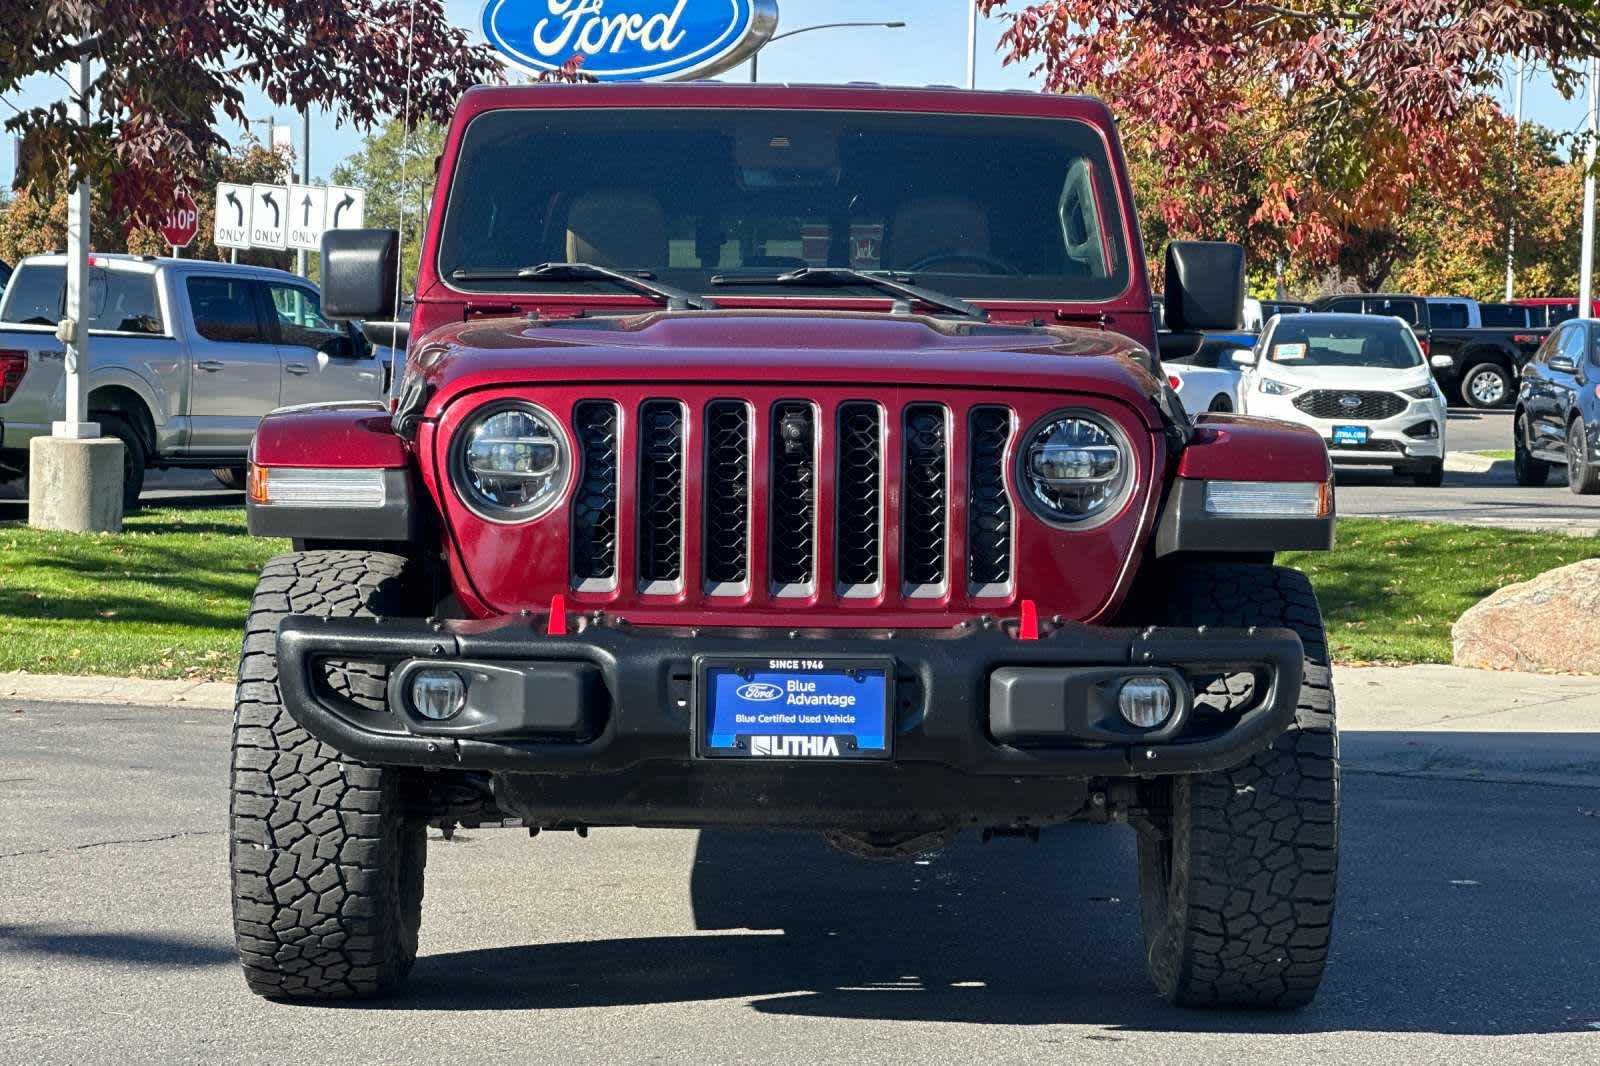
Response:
438,108,1131,304
1266,318,1423,369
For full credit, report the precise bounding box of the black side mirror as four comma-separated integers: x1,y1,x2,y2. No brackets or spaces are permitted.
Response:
1549,355,1578,374
321,228,400,321
1164,241,1245,332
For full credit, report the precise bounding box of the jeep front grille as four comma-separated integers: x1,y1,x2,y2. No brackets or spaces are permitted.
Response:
570,396,1019,606
1292,390,1406,421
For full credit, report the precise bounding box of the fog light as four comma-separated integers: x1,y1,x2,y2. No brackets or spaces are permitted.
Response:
1118,677,1174,729
411,670,466,721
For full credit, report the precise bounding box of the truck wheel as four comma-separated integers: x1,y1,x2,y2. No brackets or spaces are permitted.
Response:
1514,414,1550,486
230,550,426,1001
97,413,146,512
1568,417,1600,495
1136,564,1338,1009
213,466,248,490
1461,363,1512,409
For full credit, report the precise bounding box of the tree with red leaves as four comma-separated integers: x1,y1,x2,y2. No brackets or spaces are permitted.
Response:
0,0,501,220
980,0,1600,281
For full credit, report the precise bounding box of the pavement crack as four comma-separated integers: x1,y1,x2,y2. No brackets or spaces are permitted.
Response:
0,829,218,861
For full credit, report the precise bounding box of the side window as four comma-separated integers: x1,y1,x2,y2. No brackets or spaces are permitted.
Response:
1326,298,1362,314
265,283,344,350
1430,302,1468,330
1371,298,1419,325
88,270,163,334
186,276,266,344
0,264,66,326
1539,326,1565,364
1561,324,1587,367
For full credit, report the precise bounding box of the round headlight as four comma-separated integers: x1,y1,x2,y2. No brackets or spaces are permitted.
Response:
1018,412,1134,527
452,402,570,522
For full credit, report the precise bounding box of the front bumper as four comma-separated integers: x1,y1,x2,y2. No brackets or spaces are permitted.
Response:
1246,393,1445,466
276,617,1304,826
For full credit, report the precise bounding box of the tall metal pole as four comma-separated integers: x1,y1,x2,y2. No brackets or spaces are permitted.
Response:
966,0,979,90
750,49,758,82
58,51,96,440
1505,55,1525,302
296,109,310,277
1581,57,1597,315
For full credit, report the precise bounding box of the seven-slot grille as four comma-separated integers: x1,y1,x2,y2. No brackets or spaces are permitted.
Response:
1293,390,1407,421
568,398,1021,604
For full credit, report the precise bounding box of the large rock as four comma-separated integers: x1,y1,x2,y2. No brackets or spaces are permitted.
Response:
1452,559,1600,674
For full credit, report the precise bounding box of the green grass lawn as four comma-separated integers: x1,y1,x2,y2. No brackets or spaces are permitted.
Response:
1,508,1596,678
0,506,284,680
1283,518,1600,664
1471,449,1514,461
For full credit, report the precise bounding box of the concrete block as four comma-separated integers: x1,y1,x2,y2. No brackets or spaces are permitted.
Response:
27,436,125,533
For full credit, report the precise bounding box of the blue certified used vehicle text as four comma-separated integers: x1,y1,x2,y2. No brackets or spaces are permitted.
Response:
481,0,779,81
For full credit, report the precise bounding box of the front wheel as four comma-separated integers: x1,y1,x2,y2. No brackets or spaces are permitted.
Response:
1569,418,1600,495
1461,363,1512,409
1136,564,1338,1009
230,550,427,1000
1411,461,1444,488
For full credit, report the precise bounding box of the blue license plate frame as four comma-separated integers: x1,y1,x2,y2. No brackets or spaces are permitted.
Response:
694,656,896,761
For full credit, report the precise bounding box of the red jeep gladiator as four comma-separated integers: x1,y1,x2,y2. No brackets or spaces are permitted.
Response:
231,83,1338,1009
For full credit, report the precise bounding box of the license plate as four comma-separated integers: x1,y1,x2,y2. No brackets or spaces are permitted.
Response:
695,657,894,760
1332,425,1369,445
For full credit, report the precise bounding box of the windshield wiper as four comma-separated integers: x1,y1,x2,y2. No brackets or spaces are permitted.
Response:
709,267,988,321
450,262,719,311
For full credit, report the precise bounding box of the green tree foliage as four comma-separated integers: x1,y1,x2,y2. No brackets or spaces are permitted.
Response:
331,120,447,292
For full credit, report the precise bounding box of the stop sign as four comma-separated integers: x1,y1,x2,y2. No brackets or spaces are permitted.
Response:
161,189,199,249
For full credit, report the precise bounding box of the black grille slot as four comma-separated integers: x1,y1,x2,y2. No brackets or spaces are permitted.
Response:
902,404,949,594
835,403,883,593
637,400,685,591
571,401,620,587
967,406,1013,593
704,401,751,592
770,401,817,593
1293,390,1406,421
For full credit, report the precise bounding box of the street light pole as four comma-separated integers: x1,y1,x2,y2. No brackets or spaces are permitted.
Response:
749,21,908,82
967,0,979,90
59,53,95,442
296,108,310,277
1581,57,1597,314
1505,54,1524,302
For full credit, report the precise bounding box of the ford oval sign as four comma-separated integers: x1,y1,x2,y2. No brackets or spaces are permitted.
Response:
482,0,779,82
735,682,785,703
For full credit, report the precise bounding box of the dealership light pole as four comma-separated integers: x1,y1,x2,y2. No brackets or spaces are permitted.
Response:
967,0,979,89
748,21,907,82
1505,54,1524,302
1581,57,1598,314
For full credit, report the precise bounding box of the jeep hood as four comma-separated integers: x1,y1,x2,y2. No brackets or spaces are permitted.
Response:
411,310,1166,427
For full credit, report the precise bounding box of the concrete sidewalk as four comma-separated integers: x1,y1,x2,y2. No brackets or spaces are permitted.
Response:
3,664,1596,786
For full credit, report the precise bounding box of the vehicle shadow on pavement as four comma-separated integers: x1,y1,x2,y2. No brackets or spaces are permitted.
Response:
380,776,1599,1036
0,924,235,970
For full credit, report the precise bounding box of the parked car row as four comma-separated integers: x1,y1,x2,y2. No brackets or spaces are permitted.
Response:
1514,315,1600,495
0,253,396,508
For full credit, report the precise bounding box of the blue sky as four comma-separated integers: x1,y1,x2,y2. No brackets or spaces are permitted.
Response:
1,1,1591,185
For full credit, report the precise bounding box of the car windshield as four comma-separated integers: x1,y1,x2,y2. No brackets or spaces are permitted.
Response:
1266,319,1423,369
438,107,1132,304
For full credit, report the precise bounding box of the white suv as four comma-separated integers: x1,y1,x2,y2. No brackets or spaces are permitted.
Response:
1236,313,1447,486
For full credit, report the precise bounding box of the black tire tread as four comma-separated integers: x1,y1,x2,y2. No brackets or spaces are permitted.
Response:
1514,414,1550,487
1139,564,1338,1010
1569,418,1600,496
229,550,425,1001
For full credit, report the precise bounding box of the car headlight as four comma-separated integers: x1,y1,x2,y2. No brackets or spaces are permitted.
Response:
1019,413,1134,528
1402,384,1436,400
1259,378,1301,396
452,401,570,522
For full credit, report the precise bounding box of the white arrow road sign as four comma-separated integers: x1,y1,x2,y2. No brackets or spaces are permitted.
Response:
214,182,252,249
286,184,327,251
250,183,288,250
325,185,367,231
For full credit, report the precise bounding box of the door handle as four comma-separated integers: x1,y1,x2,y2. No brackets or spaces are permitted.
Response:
284,363,311,376
197,360,225,372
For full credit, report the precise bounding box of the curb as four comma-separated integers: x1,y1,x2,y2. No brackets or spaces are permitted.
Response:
0,672,233,711
1443,452,1509,475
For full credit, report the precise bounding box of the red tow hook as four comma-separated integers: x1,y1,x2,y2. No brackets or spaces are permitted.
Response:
1018,599,1040,641
547,594,569,636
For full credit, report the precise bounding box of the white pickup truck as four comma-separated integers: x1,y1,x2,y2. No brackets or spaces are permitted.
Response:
0,254,392,508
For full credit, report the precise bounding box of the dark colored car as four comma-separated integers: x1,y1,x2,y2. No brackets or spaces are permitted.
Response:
1514,317,1600,494
1312,293,1547,408
232,84,1341,1009
1261,299,1310,317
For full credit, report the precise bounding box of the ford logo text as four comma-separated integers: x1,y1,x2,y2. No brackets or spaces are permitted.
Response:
481,0,779,82
736,682,785,703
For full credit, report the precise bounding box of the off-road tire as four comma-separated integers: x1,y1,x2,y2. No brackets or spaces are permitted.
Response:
1567,418,1600,495
229,550,427,1001
1411,460,1444,488
97,413,146,512
1514,414,1550,487
1461,362,1512,409
1136,564,1337,1009
213,466,248,491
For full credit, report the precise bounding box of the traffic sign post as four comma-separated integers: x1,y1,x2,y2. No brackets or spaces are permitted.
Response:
325,185,366,231
250,183,289,250
214,182,252,250
161,188,199,257
286,184,327,252
215,180,366,255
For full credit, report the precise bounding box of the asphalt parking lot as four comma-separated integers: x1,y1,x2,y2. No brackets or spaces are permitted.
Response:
3,698,1598,1066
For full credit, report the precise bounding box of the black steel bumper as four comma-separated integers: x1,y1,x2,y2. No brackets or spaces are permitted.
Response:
276,616,1305,791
